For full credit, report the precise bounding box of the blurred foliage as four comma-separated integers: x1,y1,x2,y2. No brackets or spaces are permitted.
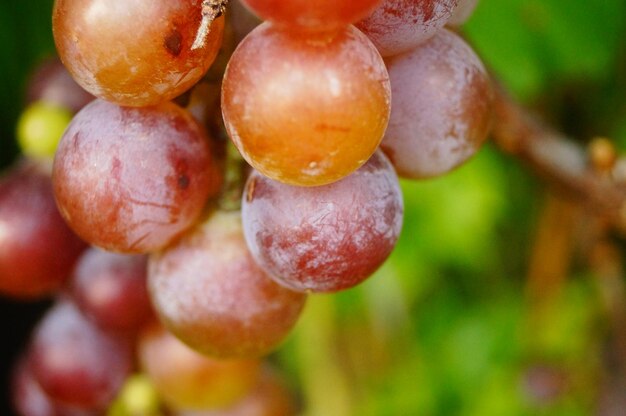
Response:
1,0,626,415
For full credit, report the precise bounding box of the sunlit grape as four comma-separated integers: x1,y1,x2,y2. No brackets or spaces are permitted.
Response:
222,23,390,186
53,0,224,106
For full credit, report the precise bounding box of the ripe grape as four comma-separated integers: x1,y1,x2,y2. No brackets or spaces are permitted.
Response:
242,151,403,293
53,0,224,106
70,248,151,333
138,322,261,411
0,161,86,299
28,301,133,411
448,0,479,26
381,29,493,178
148,211,307,358
356,0,459,56
222,23,390,186
240,0,382,32
53,99,222,254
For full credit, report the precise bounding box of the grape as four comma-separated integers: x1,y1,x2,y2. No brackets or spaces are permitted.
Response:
380,29,493,178
26,58,94,113
222,23,390,186
70,248,151,333
0,161,86,299
356,0,459,57
53,0,225,106
149,210,307,358
28,301,133,411
230,0,262,43
240,0,382,32
138,322,261,411
17,102,72,159
448,0,479,26
242,151,403,293
175,366,296,416
53,99,222,254
11,357,98,416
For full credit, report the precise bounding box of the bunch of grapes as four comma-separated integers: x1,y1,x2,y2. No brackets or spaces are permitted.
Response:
4,0,493,414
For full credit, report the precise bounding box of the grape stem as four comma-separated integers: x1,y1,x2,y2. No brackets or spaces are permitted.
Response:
191,0,229,50
491,85,626,233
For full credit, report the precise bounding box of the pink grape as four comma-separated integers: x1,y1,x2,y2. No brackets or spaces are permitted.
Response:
149,211,307,358
242,151,403,293
381,29,493,178
356,0,459,56
53,99,222,254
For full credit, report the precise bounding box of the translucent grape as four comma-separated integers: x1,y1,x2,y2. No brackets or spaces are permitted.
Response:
53,99,221,254
381,29,493,178
149,211,307,358
356,0,459,56
240,0,382,32
138,322,261,411
222,23,390,186
53,0,224,106
0,161,86,299
242,151,403,293
17,102,72,158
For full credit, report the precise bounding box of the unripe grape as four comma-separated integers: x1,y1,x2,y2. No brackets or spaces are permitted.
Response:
222,23,390,186
17,102,72,159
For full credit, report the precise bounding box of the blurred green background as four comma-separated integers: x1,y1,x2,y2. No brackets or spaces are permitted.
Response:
1,0,626,415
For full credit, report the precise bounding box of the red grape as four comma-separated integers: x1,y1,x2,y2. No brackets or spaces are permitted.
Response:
0,161,86,299
148,211,307,358
222,23,390,186
356,0,459,56
53,99,222,254
53,0,224,106
28,301,133,411
242,151,403,293
240,0,382,32
138,322,261,411
381,29,493,178
70,248,151,333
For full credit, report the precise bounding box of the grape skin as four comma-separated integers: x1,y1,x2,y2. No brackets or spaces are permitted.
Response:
356,0,459,57
148,211,307,358
381,29,493,178
53,99,221,254
448,0,479,26
242,151,403,293
222,23,391,186
53,0,224,106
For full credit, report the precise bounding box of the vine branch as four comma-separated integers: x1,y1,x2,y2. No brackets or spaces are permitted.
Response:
491,85,626,232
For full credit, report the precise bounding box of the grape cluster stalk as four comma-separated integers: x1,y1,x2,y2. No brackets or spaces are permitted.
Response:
4,0,493,414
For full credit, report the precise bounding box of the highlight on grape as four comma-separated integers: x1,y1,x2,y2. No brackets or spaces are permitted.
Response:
3,0,498,414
